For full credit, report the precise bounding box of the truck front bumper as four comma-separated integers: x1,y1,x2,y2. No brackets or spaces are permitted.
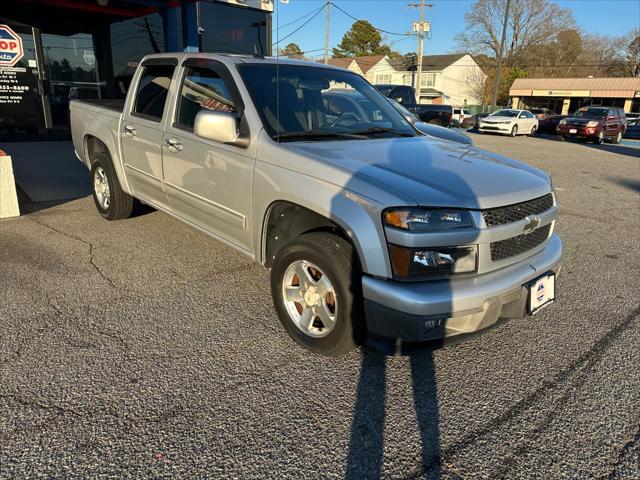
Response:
363,234,563,344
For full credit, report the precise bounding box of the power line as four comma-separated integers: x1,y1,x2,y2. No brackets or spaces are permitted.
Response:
275,3,327,46
276,3,326,31
330,2,412,37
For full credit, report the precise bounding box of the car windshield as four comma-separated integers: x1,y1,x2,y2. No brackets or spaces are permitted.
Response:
491,109,519,117
237,64,415,141
573,108,607,119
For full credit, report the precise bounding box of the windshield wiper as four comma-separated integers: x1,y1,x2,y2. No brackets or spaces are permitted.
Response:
349,127,415,137
276,131,367,142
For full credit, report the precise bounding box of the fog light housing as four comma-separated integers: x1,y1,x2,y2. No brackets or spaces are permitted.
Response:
388,244,478,280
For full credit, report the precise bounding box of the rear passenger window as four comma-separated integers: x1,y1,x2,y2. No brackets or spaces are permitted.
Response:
134,64,175,121
176,66,236,131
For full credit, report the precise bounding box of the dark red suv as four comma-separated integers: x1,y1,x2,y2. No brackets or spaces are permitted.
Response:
557,106,626,144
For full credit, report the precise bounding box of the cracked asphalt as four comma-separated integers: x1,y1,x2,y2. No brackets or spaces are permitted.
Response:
1,135,639,479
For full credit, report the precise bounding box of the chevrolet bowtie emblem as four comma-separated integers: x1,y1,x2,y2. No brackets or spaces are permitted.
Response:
523,216,541,233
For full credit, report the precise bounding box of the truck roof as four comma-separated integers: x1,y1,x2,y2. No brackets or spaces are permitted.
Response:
138,52,348,71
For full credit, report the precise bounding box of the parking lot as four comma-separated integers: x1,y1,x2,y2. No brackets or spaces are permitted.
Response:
1,133,639,478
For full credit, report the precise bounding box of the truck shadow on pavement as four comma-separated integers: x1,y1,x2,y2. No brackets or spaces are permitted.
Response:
346,349,441,479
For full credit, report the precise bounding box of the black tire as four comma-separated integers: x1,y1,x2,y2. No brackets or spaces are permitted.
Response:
612,131,622,144
90,152,133,220
529,125,537,136
271,232,364,356
556,135,565,141
510,125,518,137
594,130,604,144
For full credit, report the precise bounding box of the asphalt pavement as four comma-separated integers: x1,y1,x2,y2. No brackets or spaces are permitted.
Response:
1,133,639,478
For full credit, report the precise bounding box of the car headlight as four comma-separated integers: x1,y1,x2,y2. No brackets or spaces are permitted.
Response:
383,209,474,231
559,119,567,125
586,121,599,127
388,245,478,280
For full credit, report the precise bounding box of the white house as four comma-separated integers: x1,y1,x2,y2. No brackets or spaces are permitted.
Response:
328,53,486,106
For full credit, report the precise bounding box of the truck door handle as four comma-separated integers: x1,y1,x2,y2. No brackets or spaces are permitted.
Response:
123,125,137,136
164,138,183,151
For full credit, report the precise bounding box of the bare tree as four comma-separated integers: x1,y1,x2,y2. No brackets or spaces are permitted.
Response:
456,0,575,64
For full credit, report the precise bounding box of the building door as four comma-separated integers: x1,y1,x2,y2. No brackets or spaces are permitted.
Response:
40,32,100,129
0,24,44,135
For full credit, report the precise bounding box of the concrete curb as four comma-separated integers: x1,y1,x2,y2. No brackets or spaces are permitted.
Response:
0,155,20,218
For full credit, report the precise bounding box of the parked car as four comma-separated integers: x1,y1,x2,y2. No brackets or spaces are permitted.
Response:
623,118,640,140
374,84,453,127
625,112,640,123
478,109,539,136
452,107,472,126
537,114,567,135
461,112,491,130
389,99,472,145
530,108,554,119
70,54,561,355
557,106,626,144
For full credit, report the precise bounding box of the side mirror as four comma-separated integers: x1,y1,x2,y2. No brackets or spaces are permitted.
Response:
393,96,404,104
194,110,239,144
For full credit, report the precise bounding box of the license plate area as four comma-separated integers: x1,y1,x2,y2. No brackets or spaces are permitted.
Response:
569,128,577,133
527,272,556,314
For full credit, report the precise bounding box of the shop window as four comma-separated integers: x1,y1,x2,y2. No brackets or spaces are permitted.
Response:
176,66,236,131
133,64,175,121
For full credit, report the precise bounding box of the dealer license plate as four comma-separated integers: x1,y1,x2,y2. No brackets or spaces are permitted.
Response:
569,128,577,133
528,273,555,314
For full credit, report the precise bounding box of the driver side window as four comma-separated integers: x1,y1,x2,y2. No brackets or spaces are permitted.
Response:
175,66,236,131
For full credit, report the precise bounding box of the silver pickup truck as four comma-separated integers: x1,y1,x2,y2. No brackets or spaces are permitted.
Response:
70,53,562,356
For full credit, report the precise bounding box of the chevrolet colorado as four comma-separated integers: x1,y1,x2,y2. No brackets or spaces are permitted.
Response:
70,53,562,355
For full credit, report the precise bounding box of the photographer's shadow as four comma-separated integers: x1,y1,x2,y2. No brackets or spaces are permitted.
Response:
346,348,441,479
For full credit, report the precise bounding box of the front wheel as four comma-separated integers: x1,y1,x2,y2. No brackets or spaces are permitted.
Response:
529,125,537,136
91,153,133,220
594,130,604,144
510,125,518,137
271,232,363,356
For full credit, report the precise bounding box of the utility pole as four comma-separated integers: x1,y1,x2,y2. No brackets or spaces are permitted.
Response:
324,0,330,64
409,1,432,103
491,0,511,107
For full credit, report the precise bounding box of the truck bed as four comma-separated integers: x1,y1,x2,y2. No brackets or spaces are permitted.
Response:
75,99,125,112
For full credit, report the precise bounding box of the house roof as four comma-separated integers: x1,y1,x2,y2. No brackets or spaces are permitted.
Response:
510,77,640,98
326,58,354,69
353,56,387,73
392,53,467,71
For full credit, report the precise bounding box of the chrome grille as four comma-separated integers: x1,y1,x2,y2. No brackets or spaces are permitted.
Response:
490,224,551,261
482,194,554,227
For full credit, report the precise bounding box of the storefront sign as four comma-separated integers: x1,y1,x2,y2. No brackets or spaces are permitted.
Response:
532,89,591,97
0,25,24,67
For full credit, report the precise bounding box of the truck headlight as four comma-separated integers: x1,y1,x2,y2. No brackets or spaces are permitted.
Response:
388,245,478,280
384,209,474,231
586,121,599,127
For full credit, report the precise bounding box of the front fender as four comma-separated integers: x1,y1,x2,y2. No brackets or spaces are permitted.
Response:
252,161,392,278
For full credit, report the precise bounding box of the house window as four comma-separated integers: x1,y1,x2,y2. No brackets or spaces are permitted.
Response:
375,74,392,84
420,73,436,87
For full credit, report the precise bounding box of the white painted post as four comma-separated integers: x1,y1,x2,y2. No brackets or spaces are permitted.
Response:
0,154,20,218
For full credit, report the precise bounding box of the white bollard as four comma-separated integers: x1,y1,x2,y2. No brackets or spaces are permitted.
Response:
0,154,20,218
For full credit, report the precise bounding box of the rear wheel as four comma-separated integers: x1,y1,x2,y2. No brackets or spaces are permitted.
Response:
612,130,622,144
510,125,518,137
271,232,363,356
91,152,133,220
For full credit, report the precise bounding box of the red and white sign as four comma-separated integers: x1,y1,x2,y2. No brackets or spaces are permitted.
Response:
0,25,24,67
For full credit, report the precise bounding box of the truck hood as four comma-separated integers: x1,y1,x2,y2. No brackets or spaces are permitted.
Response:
481,116,516,123
287,137,551,209
564,117,600,125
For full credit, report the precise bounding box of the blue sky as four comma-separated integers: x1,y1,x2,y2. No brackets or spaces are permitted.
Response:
272,0,640,58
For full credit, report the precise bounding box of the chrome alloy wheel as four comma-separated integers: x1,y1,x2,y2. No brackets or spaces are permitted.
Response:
93,166,111,210
281,260,338,338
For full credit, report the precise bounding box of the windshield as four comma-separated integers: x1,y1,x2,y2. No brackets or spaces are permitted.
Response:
491,109,519,117
573,107,607,119
237,64,415,141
